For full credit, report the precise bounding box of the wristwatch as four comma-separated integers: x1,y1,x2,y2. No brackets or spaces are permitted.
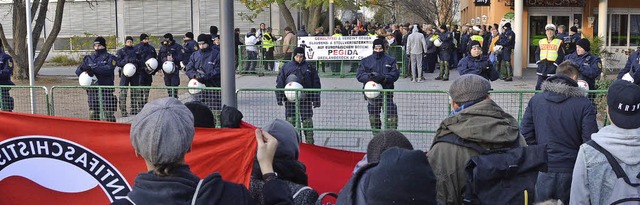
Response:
262,172,278,182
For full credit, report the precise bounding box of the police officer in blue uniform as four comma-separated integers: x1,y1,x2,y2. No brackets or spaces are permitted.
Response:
497,22,516,81
618,47,640,85
185,34,222,125
276,47,321,144
560,26,581,56
183,32,198,68
458,40,498,81
435,24,454,81
563,38,602,92
115,36,139,117
75,37,117,122
357,39,400,135
158,33,184,98
0,40,14,112
134,33,157,111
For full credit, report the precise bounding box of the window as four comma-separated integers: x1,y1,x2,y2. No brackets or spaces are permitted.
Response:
611,14,628,46
631,15,640,46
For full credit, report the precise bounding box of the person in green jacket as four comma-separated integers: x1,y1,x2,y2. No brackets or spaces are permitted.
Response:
427,74,526,205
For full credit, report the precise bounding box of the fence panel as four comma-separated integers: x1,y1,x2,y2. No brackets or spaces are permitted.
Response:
50,86,221,123
0,85,49,115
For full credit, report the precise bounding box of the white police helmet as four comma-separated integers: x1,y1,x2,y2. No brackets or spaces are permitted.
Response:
162,61,175,74
364,81,383,99
545,24,556,31
123,63,136,77
188,78,206,94
78,72,97,86
622,72,635,83
284,82,304,102
145,58,158,74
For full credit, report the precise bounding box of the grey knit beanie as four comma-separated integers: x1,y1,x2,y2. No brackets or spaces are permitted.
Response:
262,119,300,160
130,97,195,165
449,74,491,104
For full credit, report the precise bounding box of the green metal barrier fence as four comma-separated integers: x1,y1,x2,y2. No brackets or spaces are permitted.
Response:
237,45,406,77
0,85,49,115
50,85,221,122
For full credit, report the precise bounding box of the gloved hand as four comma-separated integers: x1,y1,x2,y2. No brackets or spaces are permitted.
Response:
277,101,283,106
313,101,320,108
369,72,385,83
86,69,95,77
194,71,205,81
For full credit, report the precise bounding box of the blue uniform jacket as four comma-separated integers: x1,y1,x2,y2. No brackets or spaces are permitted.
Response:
134,43,157,74
497,29,516,61
459,33,470,54
560,33,581,55
0,51,14,85
275,60,321,104
75,50,117,86
356,54,400,89
185,48,221,87
116,46,139,68
563,52,602,90
617,50,640,84
458,54,497,81
158,41,184,74
438,31,454,50
183,40,199,64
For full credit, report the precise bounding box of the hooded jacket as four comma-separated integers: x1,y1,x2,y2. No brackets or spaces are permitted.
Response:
406,26,428,55
110,165,293,205
521,75,598,172
427,99,526,205
570,125,640,205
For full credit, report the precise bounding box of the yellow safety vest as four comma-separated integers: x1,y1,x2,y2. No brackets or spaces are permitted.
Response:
471,35,484,46
367,33,377,37
262,33,274,49
332,34,343,37
538,38,562,61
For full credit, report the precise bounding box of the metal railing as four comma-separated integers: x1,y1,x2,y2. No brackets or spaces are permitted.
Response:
0,85,49,115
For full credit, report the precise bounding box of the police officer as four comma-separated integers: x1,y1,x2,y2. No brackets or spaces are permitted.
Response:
563,38,602,92
134,33,157,110
561,26,581,55
458,40,497,81
183,32,198,68
75,37,117,122
185,34,222,125
115,36,139,117
276,47,321,144
356,39,400,135
0,40,14,112
158,33,184,98
424,25,439,73
618,47,640,85
262,27,275,71
535,24,564,90
435,24,454,81
497,22,516,81
459,25,470,58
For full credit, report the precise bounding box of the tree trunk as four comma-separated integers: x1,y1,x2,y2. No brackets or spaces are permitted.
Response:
12,0,29,79
31,0,49,49
308,4,323,32
34,0,65,75
276,0,297,32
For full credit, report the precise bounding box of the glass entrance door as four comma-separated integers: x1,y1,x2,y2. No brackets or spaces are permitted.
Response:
529,16,547,64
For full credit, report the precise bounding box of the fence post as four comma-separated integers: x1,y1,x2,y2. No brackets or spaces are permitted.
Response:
382,89,388,129
295,89,302,136
518,92,524,122
98,87,105,121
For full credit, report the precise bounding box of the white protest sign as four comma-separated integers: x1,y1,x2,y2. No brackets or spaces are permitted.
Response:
297,36,377,61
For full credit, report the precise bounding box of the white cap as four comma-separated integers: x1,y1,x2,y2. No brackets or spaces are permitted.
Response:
545,24,556,31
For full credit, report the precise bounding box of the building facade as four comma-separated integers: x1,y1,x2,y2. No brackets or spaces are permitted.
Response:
460,0,639,76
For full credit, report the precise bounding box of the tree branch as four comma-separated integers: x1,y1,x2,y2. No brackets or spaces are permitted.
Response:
30,0,40,20
34,0,65,75
31,0,49,48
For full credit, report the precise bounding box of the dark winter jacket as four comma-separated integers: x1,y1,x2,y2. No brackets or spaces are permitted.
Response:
457,54,496,81
520,75,598,173
0,51,15,85
158,41,184,75
563,52,602,90
427,99,527,205
134,42,157,75
110,165,293,205
275,60,321,104
337,147,437,205
618,50,640,84
183,39,199,64
356,54,400,89
185,47,221,87
76,49,117,86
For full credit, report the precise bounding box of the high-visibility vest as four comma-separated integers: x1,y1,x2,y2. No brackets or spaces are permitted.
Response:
332,33,342,37
262,33,274,49
539,38,562,61
471,35,484,45
367,33,377,37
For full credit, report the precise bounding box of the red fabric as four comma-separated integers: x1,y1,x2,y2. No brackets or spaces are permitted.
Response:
0,111,256,204
299,143,365,195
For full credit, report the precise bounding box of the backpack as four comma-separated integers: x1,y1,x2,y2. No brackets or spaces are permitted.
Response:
434,134,547,205
587,140,640,205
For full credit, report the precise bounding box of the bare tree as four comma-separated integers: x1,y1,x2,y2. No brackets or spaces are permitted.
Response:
0,0,66,80
396,0,459,25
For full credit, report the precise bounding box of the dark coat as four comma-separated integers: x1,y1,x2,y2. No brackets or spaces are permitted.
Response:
356,54,400,89
275,60,321,104
185,47,221,87
618,50,640,84
520,75,598,173
0,51,14,85
563,52,602,90
111,165,293,205
457,54,497,81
